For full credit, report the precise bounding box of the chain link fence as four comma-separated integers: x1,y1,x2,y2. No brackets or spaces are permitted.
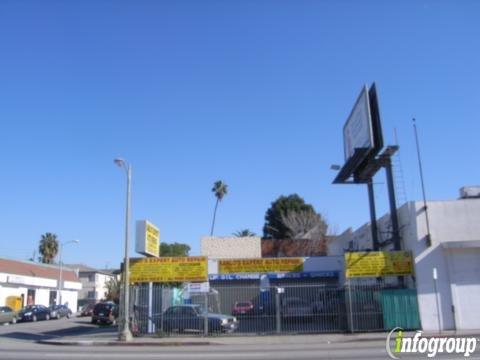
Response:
124,281,419,336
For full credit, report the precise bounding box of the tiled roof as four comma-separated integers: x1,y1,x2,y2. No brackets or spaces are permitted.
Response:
0,258,80,282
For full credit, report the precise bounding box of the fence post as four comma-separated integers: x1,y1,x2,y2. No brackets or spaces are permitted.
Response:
160,285,164,334
148,282,153,334
203,292,209,336
275,287,281,334
346,280,354,333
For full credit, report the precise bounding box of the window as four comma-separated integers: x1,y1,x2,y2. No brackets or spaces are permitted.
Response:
87,291,96,299
88,274,95,282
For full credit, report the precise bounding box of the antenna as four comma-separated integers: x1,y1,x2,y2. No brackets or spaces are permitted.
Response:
413,118,432,247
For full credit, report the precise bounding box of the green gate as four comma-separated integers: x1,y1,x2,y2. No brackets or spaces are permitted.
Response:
381,289,420,330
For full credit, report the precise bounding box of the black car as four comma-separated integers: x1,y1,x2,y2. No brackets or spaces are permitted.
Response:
91,302,118,325
49,305,72,319
162,305,238,333
18,305,51,322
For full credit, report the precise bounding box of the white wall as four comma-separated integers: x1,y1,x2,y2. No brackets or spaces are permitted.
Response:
34,289,50,307
96,273,113,300
343,198,480,331
446,248,480,330
201,236,262,259
59,290,79,311
408,199,480,331
0,285,28,307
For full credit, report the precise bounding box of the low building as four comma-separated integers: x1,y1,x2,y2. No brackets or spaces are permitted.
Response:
201,236,262,259
0,258,82,311
330,187,480,331
201,236,344,288
68,264,116,307
202,236,331,259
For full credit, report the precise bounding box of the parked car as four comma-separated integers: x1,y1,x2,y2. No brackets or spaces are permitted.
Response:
79,303,94,317
281,297,313,320
232,301,254,317
18,305,51,322
49,305,72,319
91,302,118,325
163,305,238,333
0,306,18,324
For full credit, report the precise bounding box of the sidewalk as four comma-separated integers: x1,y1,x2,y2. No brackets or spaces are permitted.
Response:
38,330,480,347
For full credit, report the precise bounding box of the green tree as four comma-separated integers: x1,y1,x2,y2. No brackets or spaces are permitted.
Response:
160,242,191,257
210,180,228,236
104,277,120,304
263,194,326,239
233,229,256,237
38,232,59,264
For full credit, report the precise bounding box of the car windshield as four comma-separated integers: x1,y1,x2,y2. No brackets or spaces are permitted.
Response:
190,306,203,315
286,300,308,306
22,306,35,311
95,304,113,311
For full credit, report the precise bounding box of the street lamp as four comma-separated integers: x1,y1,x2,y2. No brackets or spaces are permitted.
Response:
114,158,133,342
57,240,80,305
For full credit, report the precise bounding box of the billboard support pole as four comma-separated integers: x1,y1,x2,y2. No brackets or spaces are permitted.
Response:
367,179,379,251
384,156,401,251
384,155,404,287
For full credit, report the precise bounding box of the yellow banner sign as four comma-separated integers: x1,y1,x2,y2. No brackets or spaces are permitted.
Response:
219,258,304,274
345,251,413,278
145,222,159,256
129,256,207,283
135,220,160,257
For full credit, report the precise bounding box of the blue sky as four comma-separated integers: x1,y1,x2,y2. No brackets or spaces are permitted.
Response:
1,1,479,268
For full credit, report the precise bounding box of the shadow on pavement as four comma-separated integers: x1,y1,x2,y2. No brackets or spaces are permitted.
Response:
0,324,117,342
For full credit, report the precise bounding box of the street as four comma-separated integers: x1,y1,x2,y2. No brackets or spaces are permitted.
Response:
0,316,116,342
1,317,480,360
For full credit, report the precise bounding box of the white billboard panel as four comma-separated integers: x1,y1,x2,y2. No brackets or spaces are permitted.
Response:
135,220,160,257
343,85,374,161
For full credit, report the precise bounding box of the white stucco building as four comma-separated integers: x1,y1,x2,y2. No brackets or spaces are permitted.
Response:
68,264,116,307
330,188,480,331
0,258,82,311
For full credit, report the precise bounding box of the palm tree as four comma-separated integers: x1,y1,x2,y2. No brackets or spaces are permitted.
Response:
210,180,228,236
39,232,59,264
233,229,256,237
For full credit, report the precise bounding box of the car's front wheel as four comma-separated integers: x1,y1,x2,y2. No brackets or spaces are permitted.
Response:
32,315,37,322
45,314,50,321
11,317,17,324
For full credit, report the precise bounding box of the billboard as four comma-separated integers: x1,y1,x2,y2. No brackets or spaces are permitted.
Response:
343,85,373,162
219,258,304,274
135,220,160,257
345,251,413,278
333,83,384,184
129,256,208,283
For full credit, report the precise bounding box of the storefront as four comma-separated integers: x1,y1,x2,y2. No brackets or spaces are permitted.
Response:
0,258,82,311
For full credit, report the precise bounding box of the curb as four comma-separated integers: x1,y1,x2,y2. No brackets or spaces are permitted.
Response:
37,339,214,346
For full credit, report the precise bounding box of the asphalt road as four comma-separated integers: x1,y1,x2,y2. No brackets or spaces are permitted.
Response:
0,315,117,341
2,341,480,360
1,317,479,360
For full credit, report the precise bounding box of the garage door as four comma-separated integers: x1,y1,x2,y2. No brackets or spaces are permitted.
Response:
449,249,480,330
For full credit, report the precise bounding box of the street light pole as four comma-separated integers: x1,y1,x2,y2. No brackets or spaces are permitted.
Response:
57,240,79,305
114,158,133,342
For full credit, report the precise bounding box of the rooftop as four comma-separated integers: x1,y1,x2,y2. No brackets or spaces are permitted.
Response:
0,257,80,282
